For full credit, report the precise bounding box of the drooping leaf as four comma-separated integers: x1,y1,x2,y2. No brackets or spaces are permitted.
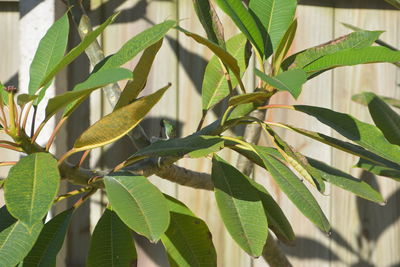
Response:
161,195,217,267
214,0,265,57
87,208,137,267
73,84,170,152
96,20,175,71
272,19,297,74
352,92,400,146
355,158,400,181
114,40,163,110
253,146,330,232
40,13,119,88
23,209,73,267
283,30,383,70
202,33,249,111
228,91,271,106
44,68,132,121
248,180,295,244
307,157,384,203
255,68,306,99
0,206,43,267
104,173,170,242
28,13,69,95
4,153,60,226
212,155,268,257
192,0,225,47
249,0,297,52
294,105,400,164
303,46,400,76
131,135,224,159
178,27,245,92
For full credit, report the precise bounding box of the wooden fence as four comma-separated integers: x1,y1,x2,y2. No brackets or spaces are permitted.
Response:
0,0,399,266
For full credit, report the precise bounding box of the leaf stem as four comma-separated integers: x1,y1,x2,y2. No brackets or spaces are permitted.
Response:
0,161,17,166
258,104,294,110
54,186,93,203
22,102,33,130
46,117,67,151
73,188,97,209
0,144,23,152
58,149,76,165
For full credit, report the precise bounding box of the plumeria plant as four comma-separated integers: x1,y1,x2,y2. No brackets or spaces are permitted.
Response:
0,0,399,266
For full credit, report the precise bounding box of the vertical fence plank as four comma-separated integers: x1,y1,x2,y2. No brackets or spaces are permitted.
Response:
332,2,400,266
253,3,334,267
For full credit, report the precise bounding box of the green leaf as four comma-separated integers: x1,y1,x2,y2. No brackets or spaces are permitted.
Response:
114,40,163,110
228,91,271,106
253,146,330,232
212,155,268,257
177,27,245,93
255,69,306,99
73,84,170,152
202,33,249,110
104,173,170,242
97,20,175,71
307,157,384,203
17,94,38,107
28,13,69,95
0,82,7,105
355,158,400,181
23,209,73,267
40,13,119,88
272,19,297,74
294,105,400,164
4,153,60,226
353,94,400,109
249,0,297,52
303,46,400,76
214,0,265,57
352,92,400,146
283,30,383,70
384,0,400,9
87,208,137,267
249,180,295,244
132,135,224,159
161,195,217,267
0,219,43,267
192,0,225,47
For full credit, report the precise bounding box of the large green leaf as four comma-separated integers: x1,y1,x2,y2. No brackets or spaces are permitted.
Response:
211,155,268,257
352,92,400,146
202,33,248,111
255,69,306,99
97,20,175,71
73,85,169,152
192,0,225,47
178,27,245,92
4,153,60,226
0,207,43,267
294,105,400,164
44,68,132,121
307,158,384,203
40,13,119,88
114,40,163,110
272,19,297,74
87,208,137,267
214,0,265,57
23,209,73,267
104,173,170,242
132,135,224,159
303,46,400,75
355,158,400,181
28,13,69,96
283,30,383,70
249,180,295,244
161,195,217,267
249,0,297,52
253,146,330,232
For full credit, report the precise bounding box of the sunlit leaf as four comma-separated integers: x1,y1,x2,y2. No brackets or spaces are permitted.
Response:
23,209,73,267
17,94,38,108
253,146,330,232
73,84,169,152
202,34,249,110
114,40,163,110
161,195,217,267
87,208,137,267
212,155,268,257
28,13,69,95
272,19,297,74
104,173,170,242
355,158,400,181
228,91,271,106
255,69,306,99
4,153,60,226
